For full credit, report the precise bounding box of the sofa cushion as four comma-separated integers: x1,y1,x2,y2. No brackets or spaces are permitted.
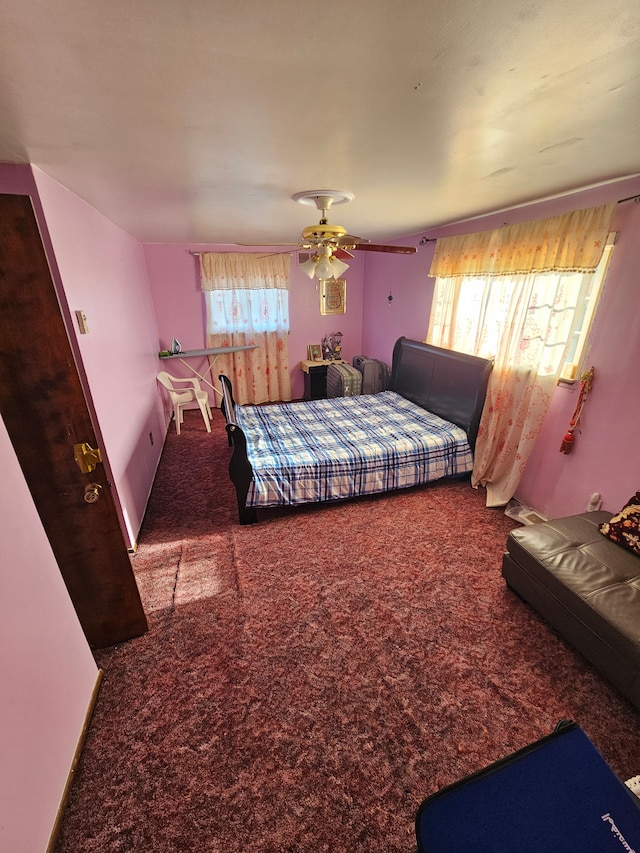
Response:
600,491,640,557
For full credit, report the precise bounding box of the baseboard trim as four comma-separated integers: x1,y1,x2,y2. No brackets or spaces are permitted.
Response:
46,668,104,853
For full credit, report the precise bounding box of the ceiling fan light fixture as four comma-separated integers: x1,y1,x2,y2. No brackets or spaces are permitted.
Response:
298,253,350,281
330,257,349,278
299,257,318,279
315,257,333,280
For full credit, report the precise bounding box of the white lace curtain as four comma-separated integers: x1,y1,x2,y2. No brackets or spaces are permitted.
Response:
427,202,616,506
200,252,291,404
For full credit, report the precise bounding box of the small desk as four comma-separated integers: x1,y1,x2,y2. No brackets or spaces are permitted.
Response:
300,359,343,401
159,346,257,399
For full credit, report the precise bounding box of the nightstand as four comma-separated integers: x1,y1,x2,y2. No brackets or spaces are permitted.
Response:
300,359,343,400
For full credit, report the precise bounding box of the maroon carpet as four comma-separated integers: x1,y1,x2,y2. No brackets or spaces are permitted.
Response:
55,409,640,852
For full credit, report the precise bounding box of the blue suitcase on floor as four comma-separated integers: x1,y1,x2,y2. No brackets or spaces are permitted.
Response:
415,721,640,852
352,356,390,394
326,363,362,397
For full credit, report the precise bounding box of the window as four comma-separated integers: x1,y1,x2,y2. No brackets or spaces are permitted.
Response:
199,252,291,404
203,287,289,337
560,234,615,380
428,233,615,382
426,202,617,508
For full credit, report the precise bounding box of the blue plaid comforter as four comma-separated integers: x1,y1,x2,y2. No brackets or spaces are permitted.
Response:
234,391,473,507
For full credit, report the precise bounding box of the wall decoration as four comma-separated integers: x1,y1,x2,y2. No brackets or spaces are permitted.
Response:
559,366,595,454
320,278,346,315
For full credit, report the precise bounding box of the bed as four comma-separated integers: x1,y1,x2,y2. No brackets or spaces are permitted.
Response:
219,337,493,524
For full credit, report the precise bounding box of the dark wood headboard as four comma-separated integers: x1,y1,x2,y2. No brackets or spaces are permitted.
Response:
390,337,493,449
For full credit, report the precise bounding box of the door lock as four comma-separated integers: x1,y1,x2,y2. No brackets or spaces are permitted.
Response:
73,442,102,474
84,483,103,504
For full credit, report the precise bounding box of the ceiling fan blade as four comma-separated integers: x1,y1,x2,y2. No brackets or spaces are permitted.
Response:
337,234,369,247
352,243,417,254
334,248,355,260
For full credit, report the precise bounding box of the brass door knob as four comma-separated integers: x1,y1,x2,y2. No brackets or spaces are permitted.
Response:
84,483,103,504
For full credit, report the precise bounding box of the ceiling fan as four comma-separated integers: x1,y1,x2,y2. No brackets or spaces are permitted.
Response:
247,190,418,280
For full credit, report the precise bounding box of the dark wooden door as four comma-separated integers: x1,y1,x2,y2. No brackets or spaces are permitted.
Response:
0,194,147,648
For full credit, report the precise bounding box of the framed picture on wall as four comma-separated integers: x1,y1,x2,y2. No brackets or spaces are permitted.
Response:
320,279,346,315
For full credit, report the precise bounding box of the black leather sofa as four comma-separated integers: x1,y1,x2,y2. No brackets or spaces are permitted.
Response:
502,511,640,711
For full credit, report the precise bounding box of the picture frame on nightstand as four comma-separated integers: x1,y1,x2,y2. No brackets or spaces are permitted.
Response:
320,279,346,315
307,344,322,361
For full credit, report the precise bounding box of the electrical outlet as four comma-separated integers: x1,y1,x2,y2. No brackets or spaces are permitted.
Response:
586,492,601,511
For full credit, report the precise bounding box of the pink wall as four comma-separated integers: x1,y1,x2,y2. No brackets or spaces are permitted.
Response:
0,416,98,851
143,244,365,400
31,168,166,547
361,238,433,364
361,175,640,519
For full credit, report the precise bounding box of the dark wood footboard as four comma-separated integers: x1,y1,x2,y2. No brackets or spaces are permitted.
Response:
218,375,258,524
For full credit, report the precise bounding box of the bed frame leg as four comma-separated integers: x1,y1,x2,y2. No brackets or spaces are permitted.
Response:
238,505,258,525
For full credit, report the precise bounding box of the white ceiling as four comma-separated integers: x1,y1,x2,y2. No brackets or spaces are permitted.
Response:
1,1,639,246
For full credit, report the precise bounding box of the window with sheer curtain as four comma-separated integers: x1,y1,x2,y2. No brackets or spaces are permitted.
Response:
200,252,291,405
428,249,614,379
427,202,616,507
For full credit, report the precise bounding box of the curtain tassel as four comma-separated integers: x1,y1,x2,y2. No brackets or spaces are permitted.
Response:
559,428,576,454
559,368,594,455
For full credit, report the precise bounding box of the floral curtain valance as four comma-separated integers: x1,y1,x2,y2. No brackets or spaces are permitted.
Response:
199,252,290,290
429,201,616,279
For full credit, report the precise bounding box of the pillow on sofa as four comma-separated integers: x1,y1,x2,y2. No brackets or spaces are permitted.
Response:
599,491,640,556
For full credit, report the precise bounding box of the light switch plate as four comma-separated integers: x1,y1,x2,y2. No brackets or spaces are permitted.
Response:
75,310,89,334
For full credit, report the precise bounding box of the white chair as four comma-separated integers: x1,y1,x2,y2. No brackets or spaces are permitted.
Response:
157,371,212,435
